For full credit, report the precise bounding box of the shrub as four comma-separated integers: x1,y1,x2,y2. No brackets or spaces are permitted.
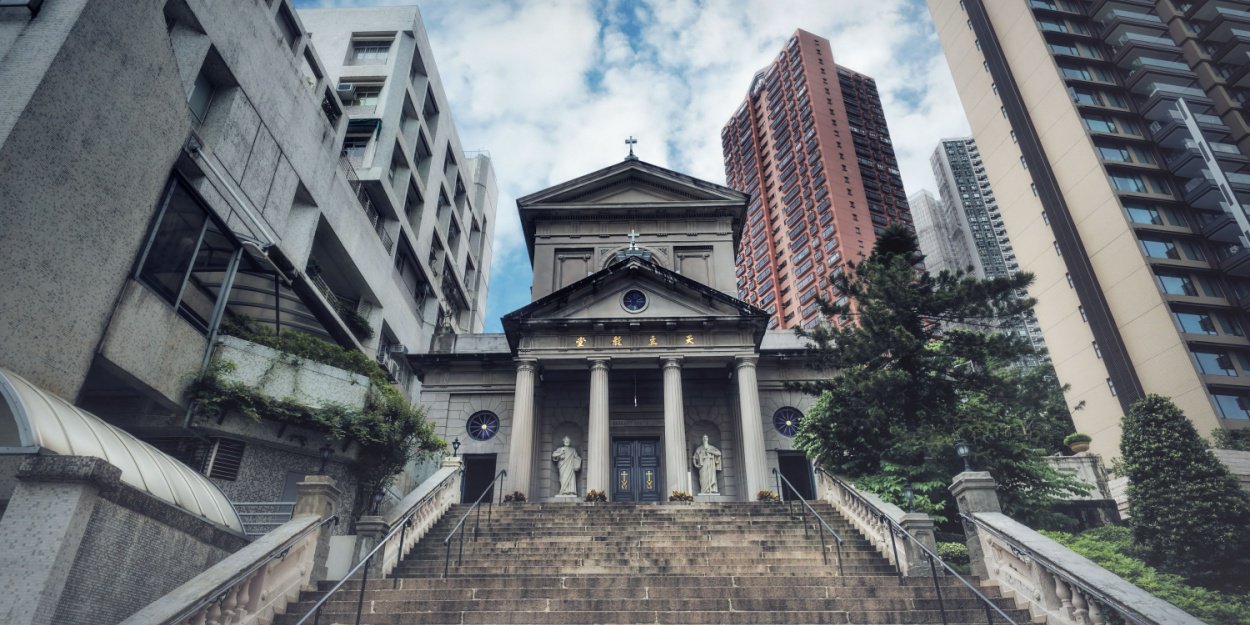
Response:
503,491,526,503
1044,526,1250,625
935,541,969,565
584,489,607,503
1121,395,1250,590
1213,429,1250,452
668,490,694,502
756,490,780,502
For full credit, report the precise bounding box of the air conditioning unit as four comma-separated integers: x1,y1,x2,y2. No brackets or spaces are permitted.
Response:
336,83,356,98
388,344,409,356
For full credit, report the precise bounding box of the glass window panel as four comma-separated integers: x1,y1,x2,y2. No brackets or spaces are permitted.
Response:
139,183,209,304
1174,311,1217,334
1194,350,1237,376
1140,237,1178,258
1125,205,1162,224
1112,174,1146,192
1157,273,1197,295
1213,393,1250,419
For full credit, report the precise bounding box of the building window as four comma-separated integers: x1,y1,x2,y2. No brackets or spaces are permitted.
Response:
350,38,393,64
1092,341,1102,359
1107,378,1117,397
205,438,246,480
466,411,500,441
1213,392,1250,420
136,177,241,332
773,407,803,437
1193,350,1238,376
1066,273,1074,288
1079,305,1087,322
188,69,216,125
274,3,301,51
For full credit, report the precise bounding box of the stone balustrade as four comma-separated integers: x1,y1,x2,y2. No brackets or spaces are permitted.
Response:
119,476,341,625
360,458,463,578
816,470,936,576
952,471,1205,625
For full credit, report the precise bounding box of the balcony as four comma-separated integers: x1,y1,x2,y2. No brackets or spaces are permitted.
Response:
1209,28,1250,64
1148,108,1232,148
1225,61,1250,89
1097,9,1167,43
1125,57,1197,94
1163,140,1250,178
1184,172,1226,209
1216,243,1250,277
1199,210,1243,244
213,336,371,411
1140,83,1215,121
1199,7,1250,43
1112,32,1181,67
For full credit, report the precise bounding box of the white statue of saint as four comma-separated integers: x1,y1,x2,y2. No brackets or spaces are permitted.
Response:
692,434,722,494
552,436,582,496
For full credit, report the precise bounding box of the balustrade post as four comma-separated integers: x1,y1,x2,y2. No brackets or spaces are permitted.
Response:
294,475,340,584
355,516,389,579
899,513,938,577
949,471,1001,580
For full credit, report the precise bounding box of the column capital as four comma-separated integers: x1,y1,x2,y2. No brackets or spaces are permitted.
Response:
734,354,759,369
661,355,684,368
515,357,538,372
588,357,611,370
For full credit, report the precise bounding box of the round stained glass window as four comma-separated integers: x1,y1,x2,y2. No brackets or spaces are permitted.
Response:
773,407,803,437
622,289,648,313
466,411,500,441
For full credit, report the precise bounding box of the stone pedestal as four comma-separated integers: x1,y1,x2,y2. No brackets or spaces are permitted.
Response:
354,515,389,578
900,512,938,577
950,471,1001,579
552,494,580,503
294,475,340,583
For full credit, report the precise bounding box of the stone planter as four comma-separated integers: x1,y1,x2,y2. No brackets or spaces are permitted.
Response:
214,335,371,411
1068,441,1091,454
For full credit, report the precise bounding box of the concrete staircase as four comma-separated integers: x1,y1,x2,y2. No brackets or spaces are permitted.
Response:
280,502,1031,624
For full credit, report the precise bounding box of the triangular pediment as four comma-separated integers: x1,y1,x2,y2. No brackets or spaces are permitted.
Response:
502,257,768,349
518,158,747,207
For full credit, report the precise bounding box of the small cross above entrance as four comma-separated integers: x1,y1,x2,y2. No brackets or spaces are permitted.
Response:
627,229,639,250
625,136,638,160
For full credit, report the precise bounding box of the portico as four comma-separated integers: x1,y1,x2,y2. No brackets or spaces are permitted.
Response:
411,157,823,502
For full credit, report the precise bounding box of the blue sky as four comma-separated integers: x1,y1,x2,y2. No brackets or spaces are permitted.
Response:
296,0,972,332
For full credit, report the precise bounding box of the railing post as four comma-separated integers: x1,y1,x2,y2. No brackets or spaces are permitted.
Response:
900,512,938,577
949,471,1002,580
354,516,389,580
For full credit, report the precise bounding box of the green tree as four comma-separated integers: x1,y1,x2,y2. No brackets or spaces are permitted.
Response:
794,225,1082,523
1121,394,1250,590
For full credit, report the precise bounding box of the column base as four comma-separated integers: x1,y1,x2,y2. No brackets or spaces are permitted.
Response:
551,494,581,503
694,493,734,503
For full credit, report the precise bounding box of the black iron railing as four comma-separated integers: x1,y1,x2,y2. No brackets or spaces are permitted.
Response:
771,468,845,576
443,469,508,577
819,469,1020,625
291,469,459,625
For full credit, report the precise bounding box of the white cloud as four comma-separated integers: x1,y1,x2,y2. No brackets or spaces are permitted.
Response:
299,0,972,330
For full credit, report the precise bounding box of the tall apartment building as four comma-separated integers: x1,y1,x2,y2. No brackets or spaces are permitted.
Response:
910,189,979,275
928,0,1250,457
0,1,492,514
931,138,1049,357
722,29,913,329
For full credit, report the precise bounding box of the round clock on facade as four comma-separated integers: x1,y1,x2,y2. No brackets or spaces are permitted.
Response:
621,289,648,313
772,407,803,437
466,411,500,441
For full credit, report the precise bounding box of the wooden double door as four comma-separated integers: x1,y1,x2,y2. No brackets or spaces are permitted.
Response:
612,438,662,502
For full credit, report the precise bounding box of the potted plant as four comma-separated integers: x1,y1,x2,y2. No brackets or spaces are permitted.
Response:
584,489,607,503
503,491,526,503
1064,432,1092,454
757,490,781,503
668,490,694,502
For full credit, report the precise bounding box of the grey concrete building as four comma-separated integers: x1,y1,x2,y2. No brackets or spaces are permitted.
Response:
0,1,493,519
413,157,825,503
909,188,977,276
930,137,1048,359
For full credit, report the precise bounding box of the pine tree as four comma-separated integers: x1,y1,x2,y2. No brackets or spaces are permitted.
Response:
794,225,1082,521
1121,394,1250,590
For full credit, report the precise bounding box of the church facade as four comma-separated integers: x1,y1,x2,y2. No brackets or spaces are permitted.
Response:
410,158,825,502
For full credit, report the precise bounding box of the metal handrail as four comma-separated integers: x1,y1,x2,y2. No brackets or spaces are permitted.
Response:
443,469,507,578
291,469,459,625
819,469,1020,625
771,469,844,576
960,512,1147,625
168,514,339,625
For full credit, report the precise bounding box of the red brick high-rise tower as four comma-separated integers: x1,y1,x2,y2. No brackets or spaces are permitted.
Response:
722,29,912,329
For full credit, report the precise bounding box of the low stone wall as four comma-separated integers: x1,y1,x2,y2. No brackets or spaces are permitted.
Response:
0,456,248,625
215,335,371,410
1213,449,1250,494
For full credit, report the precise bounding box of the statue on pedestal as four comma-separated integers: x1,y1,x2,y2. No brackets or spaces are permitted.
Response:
692,434,722,494
552,436,582,496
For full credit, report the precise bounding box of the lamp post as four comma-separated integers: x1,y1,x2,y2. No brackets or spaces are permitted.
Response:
452,437,461,457
902,484,914,513
372,490,385,514
318,444,333,475
955,440,972,472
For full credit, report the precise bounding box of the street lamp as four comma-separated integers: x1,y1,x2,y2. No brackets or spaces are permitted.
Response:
372,490,385,514
452,437,461,457
902,484,915,513
955,440,972,472
318,444,333,475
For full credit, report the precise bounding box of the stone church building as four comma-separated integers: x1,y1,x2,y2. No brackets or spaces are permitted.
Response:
411,157,824,502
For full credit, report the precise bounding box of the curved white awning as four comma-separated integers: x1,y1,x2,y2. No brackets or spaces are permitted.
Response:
0,368,244,533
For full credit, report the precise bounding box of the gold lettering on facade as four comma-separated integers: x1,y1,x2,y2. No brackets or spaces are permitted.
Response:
685,334,695,345
611,336,623,347
575,337,587,348
648,335,658,346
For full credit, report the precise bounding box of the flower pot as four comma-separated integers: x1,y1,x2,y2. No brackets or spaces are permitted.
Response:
1068,441,1090,454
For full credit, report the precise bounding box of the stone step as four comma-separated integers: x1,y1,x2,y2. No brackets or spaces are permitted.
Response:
276,607,1031,625
397,565,899,576
299,596,1010,614
300,584,997,601
401,554,882,566
324,575,979,592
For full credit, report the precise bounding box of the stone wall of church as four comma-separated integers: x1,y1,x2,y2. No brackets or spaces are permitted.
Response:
759,361,822,487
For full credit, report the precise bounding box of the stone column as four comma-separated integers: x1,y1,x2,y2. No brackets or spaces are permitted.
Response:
0,456,120,625
507,358,538,498
294,475,341,583
736,355,768,499
950,471,1002,579
587,358,611,497
662,356,687,495
899,513,939,577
